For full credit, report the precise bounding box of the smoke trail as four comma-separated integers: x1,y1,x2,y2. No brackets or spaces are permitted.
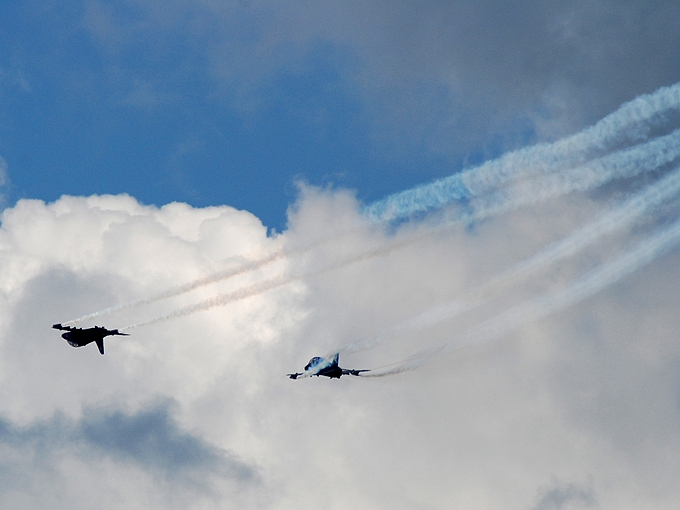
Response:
125,153,680,331
469,129,680,222
336,164,680,355
66,119,680,327
121,229,437,329
365,81,680,222
122,274,293,329
479,164,680,293
64,222,387,326
64,249,287,326
77,220,450,330
364,215,680,376
358,345,447,378
67,87,680,329
461,215,680,347
64,220,386,326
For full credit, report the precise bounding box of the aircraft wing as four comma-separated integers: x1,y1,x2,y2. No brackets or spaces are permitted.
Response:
287,372,312,380
52,323,75,332
341,369,370,376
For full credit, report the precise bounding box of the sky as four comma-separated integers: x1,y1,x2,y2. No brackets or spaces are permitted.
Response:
1,1,680,509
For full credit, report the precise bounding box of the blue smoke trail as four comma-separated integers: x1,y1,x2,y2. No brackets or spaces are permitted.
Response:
365,81,680,222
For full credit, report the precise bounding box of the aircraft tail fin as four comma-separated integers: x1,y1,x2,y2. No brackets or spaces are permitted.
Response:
331,353,339,367
95,339,105,355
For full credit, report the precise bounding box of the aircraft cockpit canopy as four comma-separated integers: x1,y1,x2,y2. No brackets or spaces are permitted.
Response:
304,357,324,371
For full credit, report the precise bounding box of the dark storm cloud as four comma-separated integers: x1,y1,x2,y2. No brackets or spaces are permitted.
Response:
0,402,257,487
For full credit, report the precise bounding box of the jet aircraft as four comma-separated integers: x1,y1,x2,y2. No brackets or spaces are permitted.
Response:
287,353,369,379
52,324,129,355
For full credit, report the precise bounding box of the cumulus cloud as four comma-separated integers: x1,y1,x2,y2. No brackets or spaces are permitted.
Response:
2,84,680,507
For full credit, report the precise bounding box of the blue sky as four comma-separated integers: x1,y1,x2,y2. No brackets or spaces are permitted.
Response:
10,0,679,230
1,1,475,230
2,2,680,509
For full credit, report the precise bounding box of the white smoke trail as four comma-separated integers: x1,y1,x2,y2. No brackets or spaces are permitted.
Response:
479,164,680,293
336,164,680,355
364,215,680,376
68,86,680,329
64,249,287,326
469,128,680,222
122,274,293,330
64,224,386,326
365,81,680,222
121,230,435,329
125,154,680,331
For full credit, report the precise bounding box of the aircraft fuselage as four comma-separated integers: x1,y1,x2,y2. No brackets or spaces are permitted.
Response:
52,324,128,355
288,354,369,379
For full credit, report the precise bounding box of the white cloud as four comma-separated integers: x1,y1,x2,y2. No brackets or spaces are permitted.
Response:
1,174,679,508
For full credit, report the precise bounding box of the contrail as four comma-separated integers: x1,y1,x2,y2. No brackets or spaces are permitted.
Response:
468,128,680,222
63,223,388,326
67,86,680,328
336,164,680,355
124,151,680,331
478,164,680,293
365,81,680,222
121,230,436,329
122,274,294,330
63,222,383,326
68,213,469,328
63,249,287,326
364,214,680,376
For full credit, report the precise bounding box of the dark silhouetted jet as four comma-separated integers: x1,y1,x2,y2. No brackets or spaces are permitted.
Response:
287,353,369,379
52,324,129,355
